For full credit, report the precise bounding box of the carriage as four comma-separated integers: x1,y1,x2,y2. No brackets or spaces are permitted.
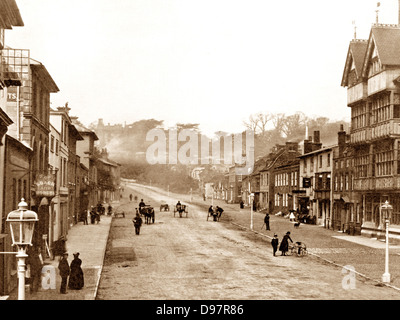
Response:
138,205,155,224
207,206,223,222
288,242,307,256
160,203,170,211
174,203,188,218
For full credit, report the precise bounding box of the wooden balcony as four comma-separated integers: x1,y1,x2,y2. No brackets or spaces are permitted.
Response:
353,176,400,191
368,70,400,96
350,128,371,144
347,82,367,105
371,119,400,140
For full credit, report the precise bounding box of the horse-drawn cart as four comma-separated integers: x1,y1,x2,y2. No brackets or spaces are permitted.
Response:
207,206,223,221
174,204,188,218
138,205,155,224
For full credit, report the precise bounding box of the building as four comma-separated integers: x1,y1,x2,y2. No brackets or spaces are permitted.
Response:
341,22,400,239
331,125,359,234
72,117,99,208
0,0,26,296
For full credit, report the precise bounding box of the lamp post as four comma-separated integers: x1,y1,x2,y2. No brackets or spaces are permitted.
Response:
381,200,392,283
250,193,254,230
6,199,38,300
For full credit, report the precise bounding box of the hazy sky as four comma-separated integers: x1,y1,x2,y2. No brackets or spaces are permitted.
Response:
5,0,400,136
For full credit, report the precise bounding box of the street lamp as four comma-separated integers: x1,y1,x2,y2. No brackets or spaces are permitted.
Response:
250,193,255,230
6,198,38,300
381,200,393,283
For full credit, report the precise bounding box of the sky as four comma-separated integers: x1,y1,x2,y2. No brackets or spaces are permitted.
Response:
5,0,400,136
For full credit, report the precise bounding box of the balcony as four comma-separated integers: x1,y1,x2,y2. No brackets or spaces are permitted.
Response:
350,128,371,144
353,176,400,191
347,82,367,105
371,119,400,140
368,70,400,96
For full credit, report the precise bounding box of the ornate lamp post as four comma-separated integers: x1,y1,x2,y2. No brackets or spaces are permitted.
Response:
250,193,255,230
6,199,38,300
381,200,393,283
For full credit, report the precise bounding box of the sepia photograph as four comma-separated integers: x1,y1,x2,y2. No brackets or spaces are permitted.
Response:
1,0,400,312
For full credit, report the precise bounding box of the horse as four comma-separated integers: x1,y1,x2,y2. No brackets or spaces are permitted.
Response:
138,206,155,224
175,204,187,218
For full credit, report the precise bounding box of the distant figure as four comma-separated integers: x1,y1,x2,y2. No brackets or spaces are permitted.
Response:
240,200,244,209
289,211,296,222
68,252,84,290
216,206,224,220
107,204,113,216
176,201,182,211
264,213,270,231
90,207,97,224
139,199,146,214
203,193,206,201
133,213,143,235
80,210,88,225
271,234,279,256
58,252,70,294
129,194,133,201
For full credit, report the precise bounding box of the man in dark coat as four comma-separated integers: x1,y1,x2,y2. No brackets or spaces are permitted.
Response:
271,234,279,256
58,252,70,294
68,252,84,290
264,213,270,230
133,213,143,235
279,232,293,256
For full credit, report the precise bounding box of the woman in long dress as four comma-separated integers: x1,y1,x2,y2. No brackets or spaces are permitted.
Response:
279,232,293,256
68,252,84,290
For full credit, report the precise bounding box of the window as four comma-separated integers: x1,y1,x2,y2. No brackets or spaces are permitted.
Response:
327,154,331,167
319,155,323,168
55,140,59,156
375,150,393,176
50,135,54,153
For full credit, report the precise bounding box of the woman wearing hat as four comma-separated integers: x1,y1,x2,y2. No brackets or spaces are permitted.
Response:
58,252,70,294
279,232,293,256
68,252,84,290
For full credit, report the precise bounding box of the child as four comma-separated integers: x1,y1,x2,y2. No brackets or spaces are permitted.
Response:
271,234,279,256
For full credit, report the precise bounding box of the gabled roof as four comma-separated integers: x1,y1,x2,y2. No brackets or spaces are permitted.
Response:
361,25,400,78
0,0,23,29
341,39,368,87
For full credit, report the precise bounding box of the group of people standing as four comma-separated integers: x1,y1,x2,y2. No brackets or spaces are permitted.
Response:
58,252,85,294
264,212,294,256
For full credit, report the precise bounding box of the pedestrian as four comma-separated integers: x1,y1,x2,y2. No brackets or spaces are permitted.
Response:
271,234,279,256
129,194,133,201
68,252,84,290
264,213,270,230
289,210,296,222
240,200,244,209
133,213,143,235
90,207,97,224
80,210,88,225
58,252,70,294
26,246,44,293
279,231,293,256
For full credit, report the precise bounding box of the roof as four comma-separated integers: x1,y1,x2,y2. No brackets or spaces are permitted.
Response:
341,39,368,86
361,24,400,78
71,117,99,141
298,144,337,158
30,59,59,92
0,0,23,29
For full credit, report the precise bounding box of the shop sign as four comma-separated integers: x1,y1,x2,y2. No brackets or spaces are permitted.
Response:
34,173,56,197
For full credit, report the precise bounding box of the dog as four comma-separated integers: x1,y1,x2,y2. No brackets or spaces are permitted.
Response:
294,221,301,228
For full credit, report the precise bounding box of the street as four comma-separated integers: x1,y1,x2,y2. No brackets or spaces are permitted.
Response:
96,183,400,300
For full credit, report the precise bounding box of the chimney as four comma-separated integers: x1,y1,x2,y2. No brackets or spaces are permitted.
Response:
313,131,320,144
338,124,346,156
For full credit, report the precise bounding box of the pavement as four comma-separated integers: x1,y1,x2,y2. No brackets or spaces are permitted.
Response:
5,209,112,300
4,183,400,299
